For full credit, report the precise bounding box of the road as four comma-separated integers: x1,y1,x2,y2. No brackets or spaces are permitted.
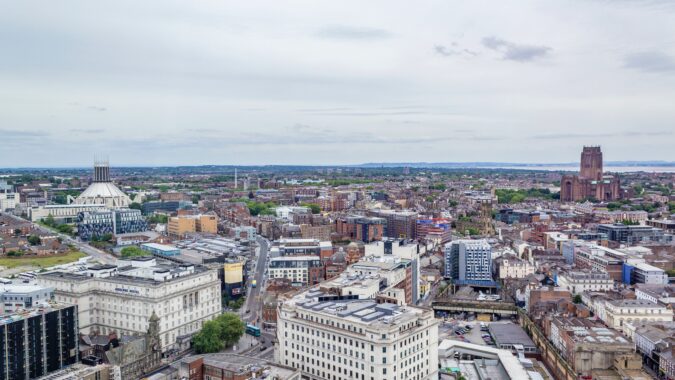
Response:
1,212,117,265
242,236,270,325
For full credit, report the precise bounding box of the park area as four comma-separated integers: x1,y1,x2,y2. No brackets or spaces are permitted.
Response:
0,251,86,271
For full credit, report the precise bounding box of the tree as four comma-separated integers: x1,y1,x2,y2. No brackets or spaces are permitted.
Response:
466,227,480,236
27,234,41,246
633,184,644,196
192,195,200,204
148,214,169,224
129,202,142,210
228,297,245,310
192,320,224,353
216,313,246,347
121,246,146,257
44,214,55,227
300,203,321,214
13,228,21,236
56,224,73,235
573,294,582,304
7,250,22,257
100,233,113,242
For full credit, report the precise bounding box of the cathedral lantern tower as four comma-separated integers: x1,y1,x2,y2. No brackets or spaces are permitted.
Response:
579,146,603,180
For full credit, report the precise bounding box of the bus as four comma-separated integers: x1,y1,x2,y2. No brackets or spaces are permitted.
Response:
246,324,261,337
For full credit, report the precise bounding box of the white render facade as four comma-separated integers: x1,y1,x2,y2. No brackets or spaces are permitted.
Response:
37,259,221,351
604,299,674,334
496,257,535,279
557,271,614,294
277,294,439,380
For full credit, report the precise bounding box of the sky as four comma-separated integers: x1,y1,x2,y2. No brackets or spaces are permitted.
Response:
1,0,675,167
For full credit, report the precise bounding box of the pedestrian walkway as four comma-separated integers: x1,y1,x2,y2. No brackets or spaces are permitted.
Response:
222,333,260,354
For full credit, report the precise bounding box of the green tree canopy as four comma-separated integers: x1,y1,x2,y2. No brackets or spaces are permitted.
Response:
216,312,246,347
129,202,142,210
120,246,147,258
192,320,224,353
56,224,73,235
44,214,56,227
573,294,582,304
192,313,246,353
300,203,321,214
27,235,41,245
147,214,169,224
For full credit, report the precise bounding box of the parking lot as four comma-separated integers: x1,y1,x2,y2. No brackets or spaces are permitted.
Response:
438,319,514,347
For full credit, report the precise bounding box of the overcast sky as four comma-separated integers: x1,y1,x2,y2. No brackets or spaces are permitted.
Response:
1,1,675,167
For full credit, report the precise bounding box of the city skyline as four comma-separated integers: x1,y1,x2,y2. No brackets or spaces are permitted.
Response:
2,1,675,166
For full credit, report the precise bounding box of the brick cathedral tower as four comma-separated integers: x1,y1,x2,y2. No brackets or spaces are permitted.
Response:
560,146,621,202
579,146,603,180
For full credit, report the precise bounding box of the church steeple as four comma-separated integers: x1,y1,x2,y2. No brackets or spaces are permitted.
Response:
147,311,161,352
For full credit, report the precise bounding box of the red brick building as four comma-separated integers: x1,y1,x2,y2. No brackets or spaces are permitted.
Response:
561,146,622,202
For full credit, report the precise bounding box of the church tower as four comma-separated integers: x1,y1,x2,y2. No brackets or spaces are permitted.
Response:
147,310,161,353
579,146,603,180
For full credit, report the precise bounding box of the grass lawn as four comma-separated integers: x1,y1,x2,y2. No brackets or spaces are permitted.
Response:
0,251,87,269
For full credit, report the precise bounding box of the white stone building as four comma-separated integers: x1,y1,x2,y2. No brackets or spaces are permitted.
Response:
493,254,535,279
603,299,674,334
37,256,221,351
277,293,439,380
557,271,614,295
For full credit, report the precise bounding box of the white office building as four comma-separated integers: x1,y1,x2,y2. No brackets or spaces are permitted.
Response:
269,255,324,285
0,180,15,211
37,256,221,351
557,271,614,295
631,262,668,285
365,239,422,303
604,299,674,334
277,288,439,380
0,283,55,314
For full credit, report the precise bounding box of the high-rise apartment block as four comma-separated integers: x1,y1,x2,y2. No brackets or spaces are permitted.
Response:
444,239,493,285
0,304,78,380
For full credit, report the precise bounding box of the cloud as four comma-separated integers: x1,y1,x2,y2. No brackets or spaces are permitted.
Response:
70,128,105,134
434,45,478,57
0,129,48,138
67,102,107,112
481,36,551,62
624,51,675,73
315,25,392,40
532,131,672,139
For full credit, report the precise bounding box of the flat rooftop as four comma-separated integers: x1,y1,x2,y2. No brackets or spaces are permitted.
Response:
489,323,536,348
0,302,74,326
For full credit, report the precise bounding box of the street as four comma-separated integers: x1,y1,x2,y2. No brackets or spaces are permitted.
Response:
235,236,276,358
241,236,270,325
